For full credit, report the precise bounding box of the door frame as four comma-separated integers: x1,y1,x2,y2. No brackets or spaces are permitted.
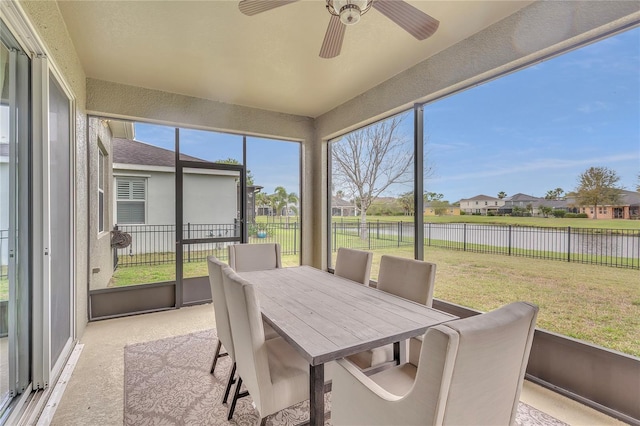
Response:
175,128,247,306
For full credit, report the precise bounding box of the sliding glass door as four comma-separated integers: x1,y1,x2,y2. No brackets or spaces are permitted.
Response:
0,21,31,416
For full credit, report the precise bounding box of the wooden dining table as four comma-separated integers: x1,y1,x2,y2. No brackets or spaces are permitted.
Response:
238,265,457,426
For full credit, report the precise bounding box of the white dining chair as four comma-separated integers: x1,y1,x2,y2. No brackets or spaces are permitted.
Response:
228,242,282,272
334,247,373,285
207,255,279,416
226,243,281,341
207,256,239,406
347,255,437,370
332,301,539,426
222,266,332,425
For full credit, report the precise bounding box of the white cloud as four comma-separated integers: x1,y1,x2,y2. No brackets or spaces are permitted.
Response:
430,152,639,183
578,101,611,114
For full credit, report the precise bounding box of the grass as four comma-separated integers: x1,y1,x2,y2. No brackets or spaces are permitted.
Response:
111,244,640,357
353,246,640,357
0,276,6,301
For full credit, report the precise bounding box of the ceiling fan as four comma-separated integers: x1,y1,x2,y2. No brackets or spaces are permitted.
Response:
238,0,439,59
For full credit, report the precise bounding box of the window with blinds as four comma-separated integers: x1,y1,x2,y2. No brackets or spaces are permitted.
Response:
116,177,146,224
98,149,105,232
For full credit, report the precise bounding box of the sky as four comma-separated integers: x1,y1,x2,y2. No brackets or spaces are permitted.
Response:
134,124,301,196
421,27,639,202
134,26,639,203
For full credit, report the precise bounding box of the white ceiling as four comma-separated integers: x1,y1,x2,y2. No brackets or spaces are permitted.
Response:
57,0,534,118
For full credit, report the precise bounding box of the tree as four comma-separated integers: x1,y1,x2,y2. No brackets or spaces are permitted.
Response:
332,116,414,239
545,188,564,200
272,186,298,225
431,200,449,216
398,191,414,216
424,192,444,202
497,191,507,199
215,157,254,185
539,205,553,217
526,203,533,215
575,166,622,219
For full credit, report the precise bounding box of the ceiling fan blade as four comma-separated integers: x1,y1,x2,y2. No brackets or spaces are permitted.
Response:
319,15,346,59
372,0,439,40
238,0,299,16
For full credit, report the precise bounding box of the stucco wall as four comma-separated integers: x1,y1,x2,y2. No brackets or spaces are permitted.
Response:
112,170,238,227
18,0,90,337
87,117,113,291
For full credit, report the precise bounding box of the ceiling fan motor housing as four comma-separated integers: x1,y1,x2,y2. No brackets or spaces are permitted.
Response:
330,0,372,25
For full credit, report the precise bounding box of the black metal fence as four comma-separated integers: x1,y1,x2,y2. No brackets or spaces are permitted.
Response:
113,222,300,268
422,223,639,269
112,221,640,270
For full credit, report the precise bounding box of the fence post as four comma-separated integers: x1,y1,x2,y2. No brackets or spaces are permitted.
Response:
187,223,191,263
397,222,401,247
368,222,371,250
112,225,119,270
294,222,297,255
508,225,512,256
463,223,467,251
428,222,431,246
333,221,337,252
377,220,380,240
567,226,571,263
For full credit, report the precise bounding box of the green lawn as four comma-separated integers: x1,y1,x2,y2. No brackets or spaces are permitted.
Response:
0,277,7,301
110,243,640,357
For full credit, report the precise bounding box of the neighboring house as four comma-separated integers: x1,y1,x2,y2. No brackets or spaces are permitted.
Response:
112,138,242,252
459,195,504,215
424,203,460,216
331,196,357,216
499,193,547,216
570,190,640,219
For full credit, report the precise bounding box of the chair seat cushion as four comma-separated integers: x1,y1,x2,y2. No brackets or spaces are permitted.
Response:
369,363,417,396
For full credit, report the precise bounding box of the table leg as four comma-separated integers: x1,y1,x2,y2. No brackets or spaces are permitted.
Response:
309,364,324,426
393,341,407,365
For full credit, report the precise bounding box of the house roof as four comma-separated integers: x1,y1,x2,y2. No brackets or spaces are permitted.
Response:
619,190,640,207
460,194,500,202
113,138,206,167
332,196,355,208
504,193,543,202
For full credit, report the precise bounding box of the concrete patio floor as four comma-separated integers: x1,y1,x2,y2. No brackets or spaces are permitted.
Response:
47,304,624,426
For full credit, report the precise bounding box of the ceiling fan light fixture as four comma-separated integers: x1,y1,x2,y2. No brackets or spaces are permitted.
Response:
339,4,361,25
327,0,373,26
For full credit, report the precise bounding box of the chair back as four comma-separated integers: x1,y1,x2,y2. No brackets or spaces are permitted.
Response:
222,266,271,411
334,248,373,285
228,243,282,272
207,256,235,360
414,301,538,425
377,255,436,306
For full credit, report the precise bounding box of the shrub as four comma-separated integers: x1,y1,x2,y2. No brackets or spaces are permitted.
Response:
565,213,577,218
576,213,588,218
552,210,566,218
460,211,467,215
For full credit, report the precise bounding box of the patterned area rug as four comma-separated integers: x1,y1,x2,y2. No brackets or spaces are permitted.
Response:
124,330,568,426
